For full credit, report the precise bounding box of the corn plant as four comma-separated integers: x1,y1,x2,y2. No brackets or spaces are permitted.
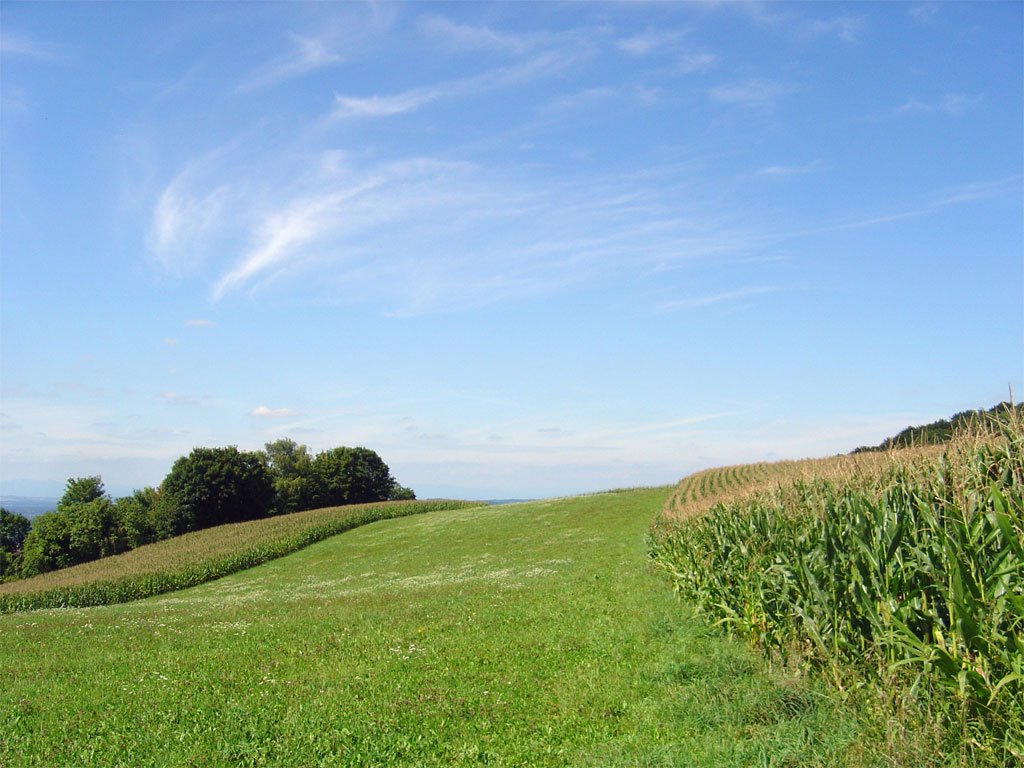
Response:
649,417,1024,765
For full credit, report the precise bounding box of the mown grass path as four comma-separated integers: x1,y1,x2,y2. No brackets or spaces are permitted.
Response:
2,488,863,767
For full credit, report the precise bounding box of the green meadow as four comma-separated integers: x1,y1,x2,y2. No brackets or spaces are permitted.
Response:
1,487,863,767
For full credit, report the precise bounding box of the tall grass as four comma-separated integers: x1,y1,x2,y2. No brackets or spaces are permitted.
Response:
0,499,480,613
649,419,1023,765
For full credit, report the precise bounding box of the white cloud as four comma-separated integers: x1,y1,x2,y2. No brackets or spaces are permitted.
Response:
149,165,231,268
799,16,865,44
419,15,531,53
908,4,940,25
238,34,344,92
251,406,298,418
657,286,782,311
730,4,866,44
677,53,717,74
897,93,981,116
161,391,197,404
185,318,214,327
541,87,616,114
209,158,459,300
757,177,1020,242
0,30,63,60
329,51,574,121
332,88,442,119
710,79,792,109
617,29,684,56
756,161,823,179
933,178,1020,207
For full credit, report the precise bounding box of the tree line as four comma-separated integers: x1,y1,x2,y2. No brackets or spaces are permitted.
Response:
0,439,414,581
851,401,1022,453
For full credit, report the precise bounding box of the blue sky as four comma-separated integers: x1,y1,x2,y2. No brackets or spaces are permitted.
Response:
1,1,1021,500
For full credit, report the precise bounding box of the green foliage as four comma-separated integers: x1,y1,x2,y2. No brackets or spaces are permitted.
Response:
19,478,131,577
649,419,1024,765
112,487,165,548
159,446,275,535
0,508,31,555
0,509,31,580
57,475,106,508
263,438,315,514
311,446,397,507
264,439,414,511
389,483,416,501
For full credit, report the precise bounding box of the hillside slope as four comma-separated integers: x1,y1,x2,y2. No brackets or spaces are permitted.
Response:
1,488,867,767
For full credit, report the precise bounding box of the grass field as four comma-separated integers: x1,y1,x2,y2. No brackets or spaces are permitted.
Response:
0,487,870,767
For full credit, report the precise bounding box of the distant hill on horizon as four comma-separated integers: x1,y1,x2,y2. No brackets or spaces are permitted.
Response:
0,496,58,520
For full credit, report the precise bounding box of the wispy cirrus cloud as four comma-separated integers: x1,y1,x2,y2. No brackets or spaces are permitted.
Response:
728,4,866,44
161,391,200,405
419,15,532,54
616,29,686,57
238,34,344,92
908,3,940,25
710,78,793,109
0,30,64,60
896,93,981,116
613,27,716,74
251,406,298,418
151,144,750,313
757,177,1021,241
329,51,575,121
657,286,784,312
756,160,824,179
149,161,233,270
209,157,474,301
332,89,442,119
237,6,396,92
677,52,717,74
185,318,215,328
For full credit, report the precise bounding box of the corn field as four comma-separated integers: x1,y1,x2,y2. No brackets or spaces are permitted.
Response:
0,499,479,613
649,419,1023,765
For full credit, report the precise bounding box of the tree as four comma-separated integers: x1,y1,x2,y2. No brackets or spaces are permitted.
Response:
264,438,314,514
158,447,274,534
113,487,165,548
58,476,106,509
310,446,397,507
389,484,416,501
19,477,125,576
20,511,73,576
264,438,313,479
0,508,31,579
